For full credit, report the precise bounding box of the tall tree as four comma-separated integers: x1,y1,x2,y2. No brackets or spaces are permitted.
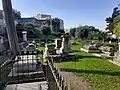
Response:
41,26,51,43
105,7,120,33
75,25,100,39
52,18,60,32
113,15,120,37
69,28,76,38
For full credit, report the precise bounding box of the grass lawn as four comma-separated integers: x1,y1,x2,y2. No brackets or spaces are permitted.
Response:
57,41,120,90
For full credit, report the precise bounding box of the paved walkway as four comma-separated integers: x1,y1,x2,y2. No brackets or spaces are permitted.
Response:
61,72,92,90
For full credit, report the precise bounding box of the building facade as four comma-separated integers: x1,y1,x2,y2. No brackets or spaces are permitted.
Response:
18,17,54,33
35,14,51,20
18,17,36,24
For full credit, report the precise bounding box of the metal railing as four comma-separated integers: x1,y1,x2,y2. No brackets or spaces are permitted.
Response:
47,57,69,90
0,50,46,90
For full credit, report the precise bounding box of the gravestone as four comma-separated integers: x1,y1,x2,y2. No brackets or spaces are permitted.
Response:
55,39,62,49
82,42,102,53
26,43,36,51
47,44,56,55
99,45,114,58
19,31,28,51
60,34,72,54
41,42,45,47
43,43,56,58
22,31,27,42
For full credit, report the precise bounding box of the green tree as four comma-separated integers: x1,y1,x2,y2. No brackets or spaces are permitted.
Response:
113,22,120,36
41,26,51,43
75,25,100,39
113,15,120,37
69,28,76,38
16,23,42,42
105,7,120,33
52,18,60,32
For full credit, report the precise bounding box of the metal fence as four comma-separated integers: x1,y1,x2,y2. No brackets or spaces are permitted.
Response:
0,50,46,90
47,57,69,90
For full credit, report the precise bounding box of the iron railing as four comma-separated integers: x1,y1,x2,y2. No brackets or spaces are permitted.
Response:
0,50,46,90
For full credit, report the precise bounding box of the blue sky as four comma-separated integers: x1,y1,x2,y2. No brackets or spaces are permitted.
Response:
0,0,120,30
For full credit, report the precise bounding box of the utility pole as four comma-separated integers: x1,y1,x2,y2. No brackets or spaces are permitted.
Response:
2,0,19,56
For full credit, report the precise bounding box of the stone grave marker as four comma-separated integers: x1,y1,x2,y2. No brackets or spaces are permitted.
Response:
55,39,62,49
60,34,71,54
82,42,102,53
43,43,56,58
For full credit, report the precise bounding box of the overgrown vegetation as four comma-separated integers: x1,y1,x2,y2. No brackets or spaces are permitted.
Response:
16,23,58,43
57,40,120,90
105,6,120,37
69,26,102,41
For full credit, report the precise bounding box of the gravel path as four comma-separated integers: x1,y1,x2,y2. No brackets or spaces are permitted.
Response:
61,72,92,90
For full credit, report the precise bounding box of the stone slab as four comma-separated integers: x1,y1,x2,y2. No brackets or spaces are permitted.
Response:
6,81,48,90
80,48,100,53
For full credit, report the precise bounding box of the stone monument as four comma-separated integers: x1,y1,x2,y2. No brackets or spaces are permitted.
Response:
43,33,76,61
43,43,56,58
60,33,72,54
55,39,62,54
55,39,62,49
22,31,27,42
19,31,28,51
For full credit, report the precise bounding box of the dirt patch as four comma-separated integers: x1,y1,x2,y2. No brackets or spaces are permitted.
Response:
60,72,92,90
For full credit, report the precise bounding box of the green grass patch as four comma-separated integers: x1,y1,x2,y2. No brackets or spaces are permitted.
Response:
57,41,120,90
39,47,45,51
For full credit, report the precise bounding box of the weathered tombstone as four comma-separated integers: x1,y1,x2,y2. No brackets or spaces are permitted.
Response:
82,42,101,53
43,43,56,58
47,44,56,55
26,43,36,51
22,31,27,42
99,45,115,58
60,34,71,54
43,44,49,59
55,39,62,49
